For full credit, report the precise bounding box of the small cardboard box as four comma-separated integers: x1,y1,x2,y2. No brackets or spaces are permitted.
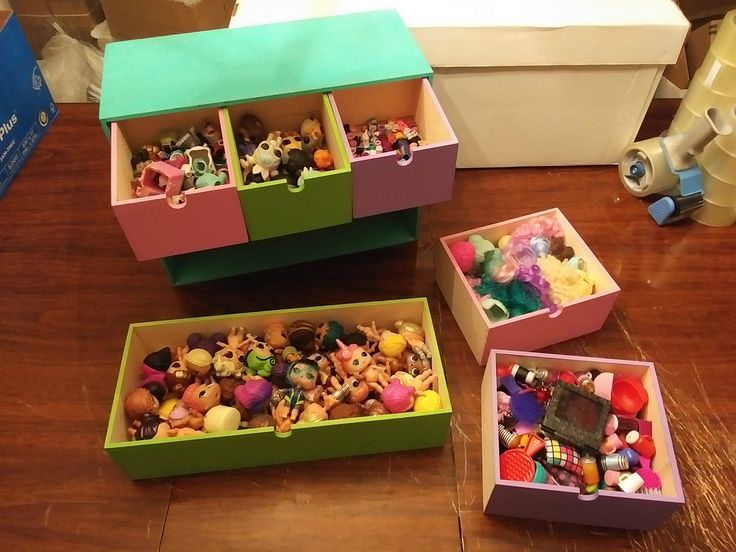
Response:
101,0,236,41
230,0,689,168
0,9,57,198
104,298,452,480
435,209,620,365
9,0,104,57
482,350,685,530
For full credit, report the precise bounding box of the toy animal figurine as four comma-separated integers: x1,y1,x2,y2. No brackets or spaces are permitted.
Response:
245,340,276,378
242,133,284,183
281,131,303,153
213,327,248,378
281,149,314,188
300,116,324,155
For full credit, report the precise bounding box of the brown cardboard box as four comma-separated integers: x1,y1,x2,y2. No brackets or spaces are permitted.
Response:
9,0,104,57
100,0,236,40
663,46,690,89
685,19,720,76
676,0,736,21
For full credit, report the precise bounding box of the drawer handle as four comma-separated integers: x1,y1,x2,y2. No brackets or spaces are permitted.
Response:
288,171,312,193
394,139,414,167
548,304,564,319
167,193,187,209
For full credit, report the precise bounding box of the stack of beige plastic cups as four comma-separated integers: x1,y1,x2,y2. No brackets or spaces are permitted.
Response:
670,10,736,226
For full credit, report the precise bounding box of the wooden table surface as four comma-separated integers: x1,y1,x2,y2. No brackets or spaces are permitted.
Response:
1,102,733,552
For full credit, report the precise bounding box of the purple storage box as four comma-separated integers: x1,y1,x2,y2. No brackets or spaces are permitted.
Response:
482,349,684,530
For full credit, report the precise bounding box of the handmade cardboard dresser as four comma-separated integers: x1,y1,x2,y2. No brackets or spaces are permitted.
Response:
99,10,458,281
104,298,452,479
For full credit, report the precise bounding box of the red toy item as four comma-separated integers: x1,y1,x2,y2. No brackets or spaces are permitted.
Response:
449,240,476,273
611,376,648,416
499,449,535,482
137,161,185,198
625,430,656,458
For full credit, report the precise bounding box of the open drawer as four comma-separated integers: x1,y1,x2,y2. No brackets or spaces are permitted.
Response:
111,107,248,261
226,93,352,242
330,78,458,219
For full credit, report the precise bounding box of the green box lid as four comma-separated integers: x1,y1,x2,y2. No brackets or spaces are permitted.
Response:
99,9,432,126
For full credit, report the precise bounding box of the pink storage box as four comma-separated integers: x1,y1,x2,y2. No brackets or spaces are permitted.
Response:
111,107,248,261
435,208,620,365
482,350,684,530
330,78,458,219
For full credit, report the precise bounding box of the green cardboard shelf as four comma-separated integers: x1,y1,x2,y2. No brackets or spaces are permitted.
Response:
162,208,420,286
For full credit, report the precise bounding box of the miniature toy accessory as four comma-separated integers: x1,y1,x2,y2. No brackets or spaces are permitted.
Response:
610,376,648,416
617,471,645,494
636,467,663,494
600,453,629,471
499,449,535,482
544,438,582,475
541,381,611,451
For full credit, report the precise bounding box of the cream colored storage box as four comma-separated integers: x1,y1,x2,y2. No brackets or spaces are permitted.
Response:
230,0,689,168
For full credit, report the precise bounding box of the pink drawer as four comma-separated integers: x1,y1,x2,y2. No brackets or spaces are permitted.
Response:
330,78,458,219
111,107,248,261
435,209,620,365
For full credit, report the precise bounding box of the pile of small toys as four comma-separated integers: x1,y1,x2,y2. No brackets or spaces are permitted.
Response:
450,214,595,323
124,318,443,439
236,113,334,186
129,121,229,199
344,116,424,160
496,361,662,496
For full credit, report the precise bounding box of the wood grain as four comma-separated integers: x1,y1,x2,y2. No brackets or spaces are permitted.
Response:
1,102,733,552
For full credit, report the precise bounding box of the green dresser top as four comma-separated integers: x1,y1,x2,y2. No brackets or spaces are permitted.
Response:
99,9,432,125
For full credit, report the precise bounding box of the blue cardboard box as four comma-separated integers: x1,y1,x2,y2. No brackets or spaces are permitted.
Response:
0,10,57,198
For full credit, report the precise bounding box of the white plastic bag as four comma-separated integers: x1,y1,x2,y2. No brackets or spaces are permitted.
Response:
37,23,104,103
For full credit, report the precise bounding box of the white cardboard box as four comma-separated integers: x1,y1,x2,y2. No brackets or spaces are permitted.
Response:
230,0,689,168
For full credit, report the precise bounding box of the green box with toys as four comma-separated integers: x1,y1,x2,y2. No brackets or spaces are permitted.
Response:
104,298,452,479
